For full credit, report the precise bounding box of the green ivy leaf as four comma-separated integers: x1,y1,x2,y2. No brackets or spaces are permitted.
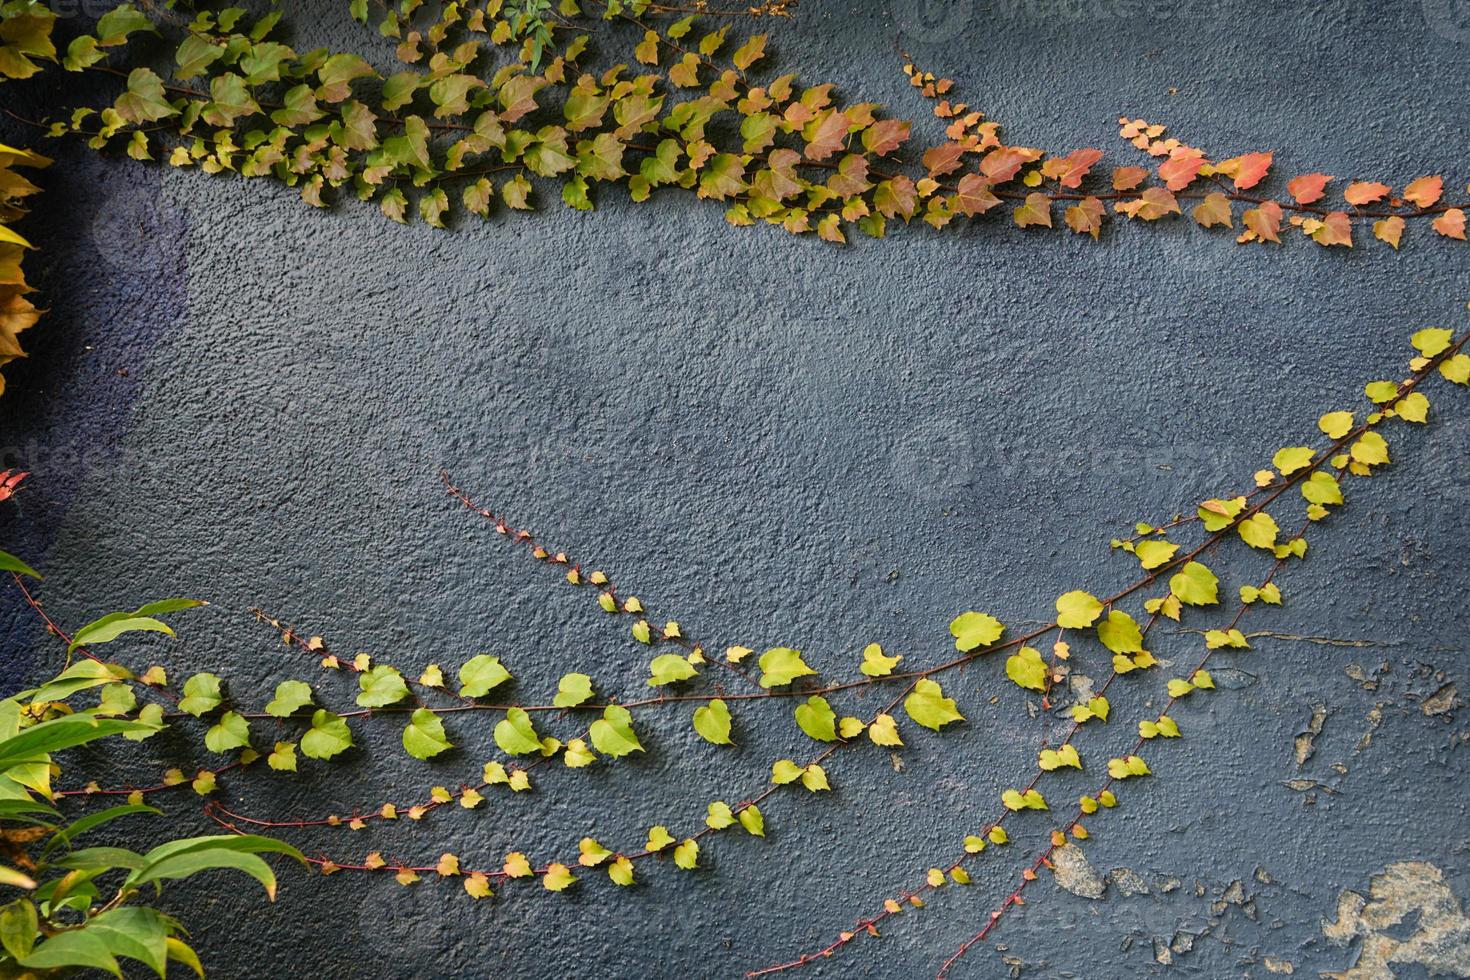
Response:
757,647,816,688
400,709,451,761
949,611,1005,652
647,654,698,687
493,707,542,756
903,678,964,731
203,711,250,754
459,655,512,698
739,804,765,837
1134,539,1178,569
178,673,223,717
1055,590,1104,629
588,705,643,758
1004,647,1047,692
264,680,314,718
553,673,594,708
300,709,353,760
692,698,733,745
1096,609,1143,654
1169,561,1219,606
706,801,736,830
673,839,699,870
356,665,408,707
859,642,901,676
793,695,837,742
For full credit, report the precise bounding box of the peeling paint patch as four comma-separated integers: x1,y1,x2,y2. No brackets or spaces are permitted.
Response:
1323,861,1470,979
1295,704,1327,766
1421,682,1457,716
1050,844,1104,900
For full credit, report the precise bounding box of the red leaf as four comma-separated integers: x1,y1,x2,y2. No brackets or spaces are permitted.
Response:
1343,180,1390,206
1286,173,1331,205
0,469,27,503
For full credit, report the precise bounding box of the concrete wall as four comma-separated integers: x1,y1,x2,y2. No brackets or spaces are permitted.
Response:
2,1,1468,976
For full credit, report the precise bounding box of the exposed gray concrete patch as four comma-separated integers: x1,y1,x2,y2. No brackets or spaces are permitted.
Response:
1323,861,1470,980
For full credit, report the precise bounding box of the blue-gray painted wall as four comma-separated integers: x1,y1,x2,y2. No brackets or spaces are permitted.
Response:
2,1,1468,977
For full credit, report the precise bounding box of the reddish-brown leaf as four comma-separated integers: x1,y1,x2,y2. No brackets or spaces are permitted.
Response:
980,146,1042,184
861,119,910,156
1433,208,1467,240
803,109,850,161
953,173,1000,216
921,142,965,179
1111,166,1148,191
1402,175,1444,208
1343,180,1390,206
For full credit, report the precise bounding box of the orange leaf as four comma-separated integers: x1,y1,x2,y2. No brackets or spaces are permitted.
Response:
1158,147,1205,191
1064,196,1104,239
1310,211,1353,247
1402,175,1443,209
1116,187,1180,221
1219,151,1272,190
1041,148,1103,189
1433,208,1467,240
1286,173,1332,204
1238,200,1283,243
921,142,965,179
953,173,1000,216
981,146,1042,183
1372,215,1404,249
1111,166,1148,191
1013,192,1052,228
1343,181,1390,206
1191,192,1233,229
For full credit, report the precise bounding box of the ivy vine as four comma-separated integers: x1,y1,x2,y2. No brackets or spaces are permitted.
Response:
5,320,1470,974
3,1,1470,976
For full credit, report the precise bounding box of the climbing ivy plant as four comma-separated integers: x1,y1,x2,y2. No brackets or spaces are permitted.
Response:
3,1,1470,977
5,319,1470,975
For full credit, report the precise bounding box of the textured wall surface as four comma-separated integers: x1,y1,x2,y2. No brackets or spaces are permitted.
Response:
3,1,1469,977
